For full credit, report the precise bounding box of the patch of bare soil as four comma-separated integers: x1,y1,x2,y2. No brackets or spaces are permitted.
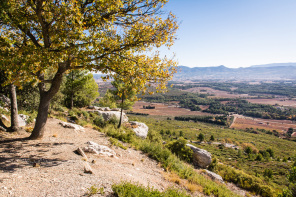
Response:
246,98,296,108
132,101,212,116
183,87,250,99
0,118,182,197
230,114,296,132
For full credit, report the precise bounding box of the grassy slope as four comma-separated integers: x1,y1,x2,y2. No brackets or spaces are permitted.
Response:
130,115,296,193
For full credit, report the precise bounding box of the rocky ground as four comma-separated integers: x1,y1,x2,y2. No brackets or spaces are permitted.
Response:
0,118,183,197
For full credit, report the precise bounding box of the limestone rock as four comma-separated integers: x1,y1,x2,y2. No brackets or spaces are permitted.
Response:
129,121,149,139
59,121,85,132
203,169,223,183
0,95,10,107
1,115,9,122
83,162,93,174
110,108,121,111
83,141,116,157
186,144,212,168
90,110,128,123
18,114,29,127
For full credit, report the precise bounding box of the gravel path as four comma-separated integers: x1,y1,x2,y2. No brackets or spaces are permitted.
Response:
0,118,180,197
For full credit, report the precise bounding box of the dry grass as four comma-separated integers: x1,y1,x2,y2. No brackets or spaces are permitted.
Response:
162,172,181,185
25,126,33,133
132,101,213,116
184,182,203,193
230,116,296,133
241,143,259,154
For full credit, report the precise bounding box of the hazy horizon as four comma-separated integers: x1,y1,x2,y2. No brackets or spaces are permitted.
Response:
159,0,296,68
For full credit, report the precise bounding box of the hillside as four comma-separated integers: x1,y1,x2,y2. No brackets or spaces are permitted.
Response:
174,64,296,81
0,118,182,196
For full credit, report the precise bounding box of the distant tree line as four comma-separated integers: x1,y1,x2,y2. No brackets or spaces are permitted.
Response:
174,115,227,125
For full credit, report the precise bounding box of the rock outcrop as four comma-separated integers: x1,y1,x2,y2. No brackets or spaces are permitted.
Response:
83,141,116,157
90,110,128,123
0,95,10,107
203,169,223,183
186,144,212,168
18,114,29,127
59,121,85,132
129,121,149,138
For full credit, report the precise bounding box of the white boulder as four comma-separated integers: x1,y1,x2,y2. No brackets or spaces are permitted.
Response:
1,115,9,122
83,141,116,157
203,169,223,183
18,114,29,127
59,121,85,132
129,121,149,139
186,144,212,168
91,110,128,123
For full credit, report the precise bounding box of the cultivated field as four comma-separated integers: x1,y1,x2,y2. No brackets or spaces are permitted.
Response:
183,86,296,108
183,87,250,98
230,114,296,133
247,98,296,108
132,101,213,116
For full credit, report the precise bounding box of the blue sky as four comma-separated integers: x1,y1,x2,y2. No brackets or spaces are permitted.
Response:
160,0,296,68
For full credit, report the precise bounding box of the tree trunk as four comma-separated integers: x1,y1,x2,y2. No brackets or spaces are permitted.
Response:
118,93,124,129
70,71,74,109
8,84,19,132
29,62,68,140
29,93,51,139
70,92,74,109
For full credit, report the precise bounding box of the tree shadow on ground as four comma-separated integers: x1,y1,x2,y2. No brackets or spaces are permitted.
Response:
0,140,74,172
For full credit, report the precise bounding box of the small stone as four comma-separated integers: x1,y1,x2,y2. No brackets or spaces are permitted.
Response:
84,162,93,174
33,163,40,167
92,160,96,164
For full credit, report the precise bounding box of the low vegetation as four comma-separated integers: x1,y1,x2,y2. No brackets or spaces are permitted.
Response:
112,182,190,197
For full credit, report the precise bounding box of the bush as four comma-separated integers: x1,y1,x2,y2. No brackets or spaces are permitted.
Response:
147,130,162,143
93,116,106,128
165,137,193,163
198,133,205,142
109,137,127,150
255,154,263,161
263,169,273,179
217,164,275,196
112,182,190,197
105,126,136,144
108,115,119,125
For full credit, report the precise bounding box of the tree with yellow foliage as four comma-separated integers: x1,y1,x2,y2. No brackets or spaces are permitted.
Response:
0,0,178,139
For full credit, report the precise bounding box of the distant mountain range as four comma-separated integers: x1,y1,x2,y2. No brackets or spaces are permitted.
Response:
173,63,296,81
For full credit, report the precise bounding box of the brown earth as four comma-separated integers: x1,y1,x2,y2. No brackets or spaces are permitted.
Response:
230,114,296,133
0,118,184,197
132,101,213,116
183,87,250,99
246,98,296,108
183,87,296,108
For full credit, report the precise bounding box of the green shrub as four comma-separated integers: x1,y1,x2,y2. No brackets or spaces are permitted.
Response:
217,164,275,196
105,126,136,144
109,137,127,150
256,154,263,161
198,133,205,142
77,119,88,127
147,129,162,143
112,182,190,197
93,116,106,128
165,137,193,163
263,169,273,179
108,115,119,125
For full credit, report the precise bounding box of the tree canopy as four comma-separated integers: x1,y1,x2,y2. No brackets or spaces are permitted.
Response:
0,0,178,139
0,0,178,91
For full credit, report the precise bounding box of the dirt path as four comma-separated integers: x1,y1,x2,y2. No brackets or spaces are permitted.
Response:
0,118,181,197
